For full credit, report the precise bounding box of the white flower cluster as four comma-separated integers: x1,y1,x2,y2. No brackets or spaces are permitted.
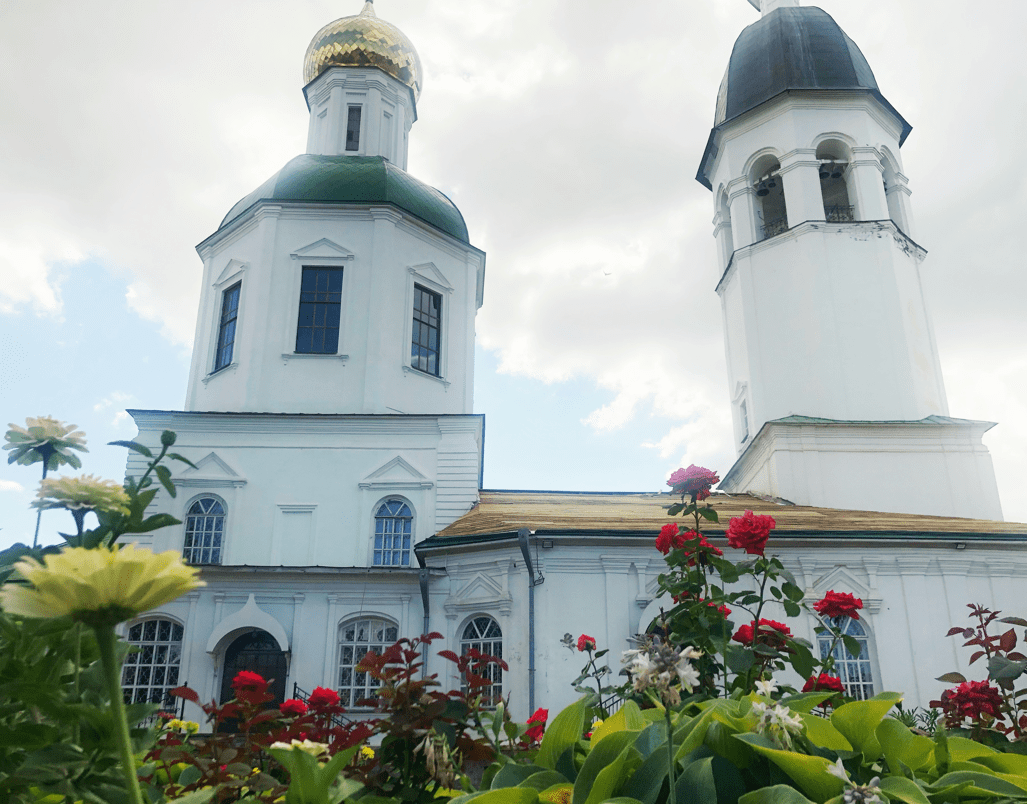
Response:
827,760,884,804
622,642,702,707
270,738,329,757
750,700,803,749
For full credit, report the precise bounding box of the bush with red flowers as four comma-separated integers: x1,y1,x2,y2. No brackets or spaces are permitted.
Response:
656,522,682,554
802,673,845,693
521,707,549,744
732,619,792,648
725,510,776,556
813,590,863,620
279,698,308,717
667,464,720,500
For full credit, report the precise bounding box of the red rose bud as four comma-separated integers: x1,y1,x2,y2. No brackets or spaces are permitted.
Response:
802,673,845,693
577,634,597,652
667,465,720,498
307,686,340,709
279,698,308,717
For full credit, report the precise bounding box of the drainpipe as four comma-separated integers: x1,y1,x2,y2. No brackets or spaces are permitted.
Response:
418,567,431,679
517,528,544,712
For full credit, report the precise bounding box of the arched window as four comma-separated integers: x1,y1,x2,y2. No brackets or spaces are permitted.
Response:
816,140,855,222
750,155,788,241
461,616,503,703
183,496,225,565
337,617,399,708
122,618,184,705
373,500,412,566
818,616,874,700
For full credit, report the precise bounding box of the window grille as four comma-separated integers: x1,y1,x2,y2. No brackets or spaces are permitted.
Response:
214,283,241,371
373,500,412,566
183,497,225,565
122,618,184,705
819,616,874,700
460,616,503,704
411,285,441,376
337,617,399,708
296,267,343,354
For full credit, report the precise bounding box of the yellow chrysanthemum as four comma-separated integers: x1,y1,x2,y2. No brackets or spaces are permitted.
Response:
360,745,375,760
0,543,204,626
270,738,329,756
4,415,88,470
32,474,131,517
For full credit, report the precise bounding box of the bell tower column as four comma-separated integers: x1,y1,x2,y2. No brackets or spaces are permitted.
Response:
779,151,823,227
849,148,890,220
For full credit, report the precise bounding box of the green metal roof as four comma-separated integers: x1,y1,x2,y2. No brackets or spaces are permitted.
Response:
218,154,469,243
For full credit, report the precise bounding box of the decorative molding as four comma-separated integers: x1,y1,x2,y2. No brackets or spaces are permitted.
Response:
281,352,349,363
201,362,238,385
176,452,247,488
290,237,355,263
359,455,433,490
402,365,451,387
213,259,248,287
408,262,453,291
206,593,289,654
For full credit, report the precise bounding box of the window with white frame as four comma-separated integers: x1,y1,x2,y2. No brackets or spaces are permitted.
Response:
214,282,241,372
337,617,399,708
183,496,225,565
460,616,503,704
818,616,874,700
373,500,412,566
122,618,184,705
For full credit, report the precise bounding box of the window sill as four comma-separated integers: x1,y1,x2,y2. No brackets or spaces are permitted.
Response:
281,353,349,362
202,362,238,385
402,365,450,387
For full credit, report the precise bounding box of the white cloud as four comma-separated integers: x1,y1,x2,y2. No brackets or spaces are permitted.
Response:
0,480,24,493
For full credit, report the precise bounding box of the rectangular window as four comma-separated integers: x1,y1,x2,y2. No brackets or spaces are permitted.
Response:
213,282,241,372
411,285,441,376
296,267,343,354
345,106,362,152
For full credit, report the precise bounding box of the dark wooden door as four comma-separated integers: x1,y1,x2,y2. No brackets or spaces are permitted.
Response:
219,630,287,706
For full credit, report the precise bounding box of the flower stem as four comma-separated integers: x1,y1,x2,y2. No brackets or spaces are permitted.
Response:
665,704,676,804
94,624,145,804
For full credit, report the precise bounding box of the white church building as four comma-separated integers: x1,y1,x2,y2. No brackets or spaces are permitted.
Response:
120,0,1027,724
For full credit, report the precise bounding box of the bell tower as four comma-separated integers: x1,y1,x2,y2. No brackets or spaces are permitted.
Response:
699,2,1002,519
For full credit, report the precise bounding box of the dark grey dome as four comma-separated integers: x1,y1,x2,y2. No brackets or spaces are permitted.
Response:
697,6,910,188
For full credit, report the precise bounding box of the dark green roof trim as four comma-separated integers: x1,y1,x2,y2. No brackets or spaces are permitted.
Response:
213,154,470,244
418,529,1027,550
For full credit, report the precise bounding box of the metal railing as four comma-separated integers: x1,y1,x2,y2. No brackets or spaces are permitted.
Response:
292,683,360,729
825,204,855,222
137,682,188,727
760,216,789,240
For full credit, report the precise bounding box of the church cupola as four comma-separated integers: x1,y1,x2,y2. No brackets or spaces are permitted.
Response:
185,2,484,419
701,1,1003,520
301,1,421,168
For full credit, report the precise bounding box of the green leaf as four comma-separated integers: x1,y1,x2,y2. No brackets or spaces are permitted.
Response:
621,745,668,804
784,601,802,618
591,700,646,745
928,771,1027,798
678,756,718,804
989,655,1027,681
733,734,845,803
516,771,570,791
876,777,932,804
841,635,863,658
667,504,684,517
739,785,817,804
725,645,755,674
697,507,719,523
830,692,903,762
537,697,590,771
782,582,804,602
109,440,153,457
799,712,852,752
451,788,538,804
178,765,202,787
935,672,968,684
1000,617,1027,628
779,692,836,714
168,790,217,804
493,764,548,789
947,735,998,762
572,731,637,804
155,465,176,498
876,717,935,772
168,452,199,469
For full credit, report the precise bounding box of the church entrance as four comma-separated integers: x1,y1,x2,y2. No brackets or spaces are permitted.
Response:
219,629,288,706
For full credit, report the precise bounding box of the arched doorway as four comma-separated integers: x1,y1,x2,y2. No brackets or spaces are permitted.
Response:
219,629,288,706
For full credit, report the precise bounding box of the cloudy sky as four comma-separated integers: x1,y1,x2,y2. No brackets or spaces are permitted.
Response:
1,0,1025,548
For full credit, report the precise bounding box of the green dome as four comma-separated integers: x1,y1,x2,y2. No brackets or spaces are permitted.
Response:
219,155,469,243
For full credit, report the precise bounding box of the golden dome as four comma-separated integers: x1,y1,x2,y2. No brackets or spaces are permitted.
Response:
303,1,422,101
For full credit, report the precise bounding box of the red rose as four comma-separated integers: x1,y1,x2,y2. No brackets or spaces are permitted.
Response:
656,523,680,555
280,698,308,717
933,680,1005,726
667,465,720,499
232,670,266,690
680,531,723,567
725,510,776,556
577,634,597,652
802,673,845,693
522,707,549,744
732,619,792,648
813,591,863,621
307,686,340,709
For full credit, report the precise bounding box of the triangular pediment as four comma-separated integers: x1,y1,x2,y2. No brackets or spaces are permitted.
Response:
176,452,247,487
359,456,432,490
455,572,504,601
290,238,355,262
408,262,453,291
811,566,870,600
214,259,247,286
